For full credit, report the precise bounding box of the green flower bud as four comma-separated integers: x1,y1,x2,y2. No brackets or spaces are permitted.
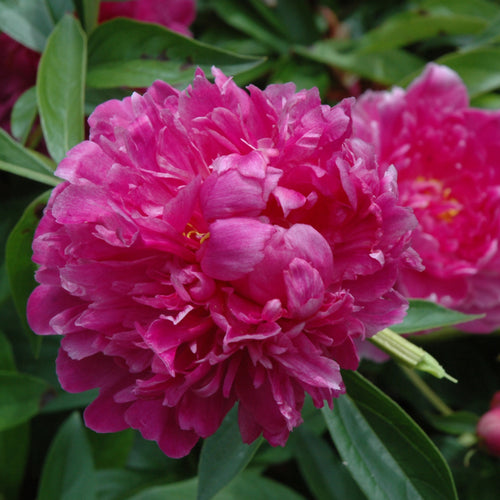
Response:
370,329,457,382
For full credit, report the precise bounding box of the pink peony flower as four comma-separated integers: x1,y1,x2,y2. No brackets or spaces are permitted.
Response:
99,0,196,36
0,33,40,133
353,63,500,333
477,391,500,457
28,68,418,457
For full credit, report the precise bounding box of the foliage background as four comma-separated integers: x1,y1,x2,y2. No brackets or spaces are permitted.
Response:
1,0,500,498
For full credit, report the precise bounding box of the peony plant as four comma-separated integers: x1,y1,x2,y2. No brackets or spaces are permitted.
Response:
2,2,500,499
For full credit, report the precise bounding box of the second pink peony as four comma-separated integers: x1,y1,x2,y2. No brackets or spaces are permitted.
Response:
353,63,500,333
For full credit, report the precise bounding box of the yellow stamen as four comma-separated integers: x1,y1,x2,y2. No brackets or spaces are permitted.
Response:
438,208,460,222
184,225,210,243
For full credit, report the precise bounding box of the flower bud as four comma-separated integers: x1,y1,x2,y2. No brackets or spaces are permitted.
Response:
370,328,457,381
477,407,500,457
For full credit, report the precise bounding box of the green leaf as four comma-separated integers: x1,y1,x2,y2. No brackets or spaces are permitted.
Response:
300,394,328,436
0,331,30,500
323,371,457,500
0,370,49,431
391,299,482,334
264,0,320,45
0,0,53,51
0,331,16,371
126,435,175,473
0,159,60,186
45,0,74,21
471,92,500,109
251,442,293,466
127,477,200,500
247,0,292,39
10,86,38,145
358,10,486,52
0,0,73,50
6,190,52,356
0,128,59,185
84,87,133,115
37,14,86,163
463,11,500,50
129,472,306,500
212,0,289,53
236,0,320,46
420,0,500,20
74,0,100,34
87,429,135,469
87,18,266,89
436,48,500,98
197,407,263,500
427,411,479,435
269,56,331,98
0,423,30,500
40,389,98,414
87,60,199,89
296,41,425,86
95,469,169,500
215,471,306,500
0,263,9,305
37,412,96,500
291,426,366,500
436,437,500,500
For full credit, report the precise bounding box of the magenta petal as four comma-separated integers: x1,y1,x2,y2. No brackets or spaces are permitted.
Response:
406,63,469,112
56,141,112,184
277,350,342,392
60,331,104,360
235,368,293,445
284,258,325,319
177,391,234,437
273,186,307,217
163,176,202,231
125,400,199,458
330,335,360,370
84,390,130,433
284,225,334,286
200,218,274,280
201,152,272,221
27,285,84,336
238,405,264,444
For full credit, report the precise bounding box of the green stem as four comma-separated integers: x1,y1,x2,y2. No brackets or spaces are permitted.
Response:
401,365,453,416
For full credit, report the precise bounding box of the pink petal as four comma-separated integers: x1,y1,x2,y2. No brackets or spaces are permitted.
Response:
200,218,274,280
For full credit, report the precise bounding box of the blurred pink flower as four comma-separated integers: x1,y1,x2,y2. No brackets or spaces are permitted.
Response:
28,69,418,457
353,63,500,333
477,391,500,456
99,0,196,36
0,33,40,133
